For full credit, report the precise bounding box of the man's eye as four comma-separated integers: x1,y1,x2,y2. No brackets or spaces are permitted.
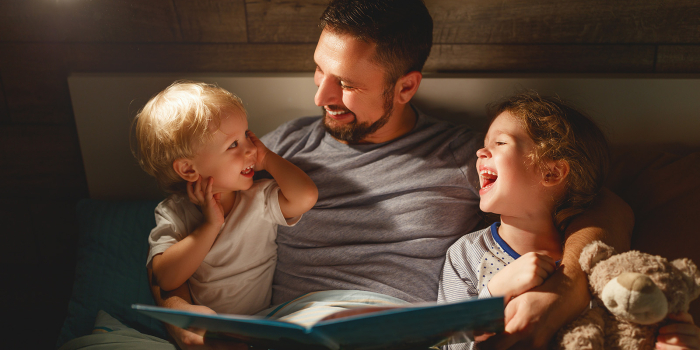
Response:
340,82,353,90
229,141,238,149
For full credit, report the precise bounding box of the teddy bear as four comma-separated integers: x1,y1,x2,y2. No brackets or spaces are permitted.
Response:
555,240,700,350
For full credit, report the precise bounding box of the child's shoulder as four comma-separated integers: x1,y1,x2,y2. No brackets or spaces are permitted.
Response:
244,178,276,192
156,193,198,214
153,193,203,226
238,179,280,201
449,225,495,252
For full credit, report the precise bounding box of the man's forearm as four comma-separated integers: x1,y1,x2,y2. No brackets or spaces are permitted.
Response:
562,188,634,267
555,188,634,320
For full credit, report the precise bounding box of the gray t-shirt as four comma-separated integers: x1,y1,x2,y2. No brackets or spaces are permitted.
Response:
260,108,482,304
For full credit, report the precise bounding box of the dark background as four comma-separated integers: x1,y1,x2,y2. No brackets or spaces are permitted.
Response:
1,0,699,348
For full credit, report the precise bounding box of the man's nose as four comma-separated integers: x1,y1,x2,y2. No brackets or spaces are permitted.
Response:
314,76,340,107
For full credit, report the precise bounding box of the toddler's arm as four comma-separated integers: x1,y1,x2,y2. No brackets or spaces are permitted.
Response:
152,176,225,291
248,131,318,219
487,252,557,303
657,312,700,350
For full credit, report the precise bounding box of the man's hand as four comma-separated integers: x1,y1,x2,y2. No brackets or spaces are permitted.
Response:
148,268,249,350
487,252,557,303
166,305,249,350
657,312,700,350
477,264,589,350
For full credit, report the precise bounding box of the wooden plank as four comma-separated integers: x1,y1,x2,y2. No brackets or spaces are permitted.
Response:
0,125,88,199
424,44,656,73
174,0,247,43
0,0,247,43
429,0,700,44
57,0,182,42
245,0,326,43
657,46,700,73
0,43,74,123
67,43,317,72
0,0,65,42
0,0,182,43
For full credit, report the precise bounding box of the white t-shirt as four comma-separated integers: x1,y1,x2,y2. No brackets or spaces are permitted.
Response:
147,179,300,315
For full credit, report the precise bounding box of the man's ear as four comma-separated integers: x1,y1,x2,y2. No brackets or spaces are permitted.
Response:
395,71,422,105
542,159,569,187
173,158,199,182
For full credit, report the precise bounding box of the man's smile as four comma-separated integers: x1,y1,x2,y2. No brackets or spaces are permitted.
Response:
324,106,353,121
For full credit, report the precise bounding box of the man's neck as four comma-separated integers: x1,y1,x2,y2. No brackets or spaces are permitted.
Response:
357,104,417,144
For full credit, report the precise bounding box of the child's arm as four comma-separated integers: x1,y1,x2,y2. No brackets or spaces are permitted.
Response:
487,252,557,303
152,176,225,291
248,131,318,219
656,312,700,350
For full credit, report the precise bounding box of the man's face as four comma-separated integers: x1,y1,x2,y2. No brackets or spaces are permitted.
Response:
313,29,395,144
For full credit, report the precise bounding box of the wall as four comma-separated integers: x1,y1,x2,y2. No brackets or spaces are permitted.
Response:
1,0,699,348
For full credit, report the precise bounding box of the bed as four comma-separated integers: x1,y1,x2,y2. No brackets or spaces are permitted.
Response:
56,73,700,349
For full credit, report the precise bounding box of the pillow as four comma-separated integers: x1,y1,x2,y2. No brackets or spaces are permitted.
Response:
56,199,168,348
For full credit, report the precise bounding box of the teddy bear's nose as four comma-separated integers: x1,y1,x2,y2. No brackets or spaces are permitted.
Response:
601,272,668,325
617,272,657,293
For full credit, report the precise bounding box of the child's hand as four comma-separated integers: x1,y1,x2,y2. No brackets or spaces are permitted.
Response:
187,175,225,228
656,312,700,350
247,130,271,172
487,252,557,303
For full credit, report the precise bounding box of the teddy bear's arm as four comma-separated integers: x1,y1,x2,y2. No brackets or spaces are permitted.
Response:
555,307,606,350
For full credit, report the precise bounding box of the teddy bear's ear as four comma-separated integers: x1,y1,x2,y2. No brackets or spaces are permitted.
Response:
672,258,700,301
579,241,616,274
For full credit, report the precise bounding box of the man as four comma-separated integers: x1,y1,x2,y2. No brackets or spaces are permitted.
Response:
149,1,634,349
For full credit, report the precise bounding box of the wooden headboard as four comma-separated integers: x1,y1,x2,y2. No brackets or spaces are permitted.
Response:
68,73,700,200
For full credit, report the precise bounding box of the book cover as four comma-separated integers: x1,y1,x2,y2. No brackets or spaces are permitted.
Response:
133,296,503,350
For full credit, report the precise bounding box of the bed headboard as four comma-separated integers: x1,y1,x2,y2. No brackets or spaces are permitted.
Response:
68,73,700,200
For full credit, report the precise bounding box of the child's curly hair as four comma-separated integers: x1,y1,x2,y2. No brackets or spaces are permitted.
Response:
486,91,610,232
133,80,245,195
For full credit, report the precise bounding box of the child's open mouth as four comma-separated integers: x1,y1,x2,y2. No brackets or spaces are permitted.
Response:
241,165,254,177
479,169,498,193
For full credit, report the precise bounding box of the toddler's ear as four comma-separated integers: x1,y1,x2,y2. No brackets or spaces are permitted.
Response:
173,158,199,182
542,159,569,187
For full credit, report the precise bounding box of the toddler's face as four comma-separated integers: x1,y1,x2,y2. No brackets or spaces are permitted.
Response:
190,109,257,193
475,112,543,216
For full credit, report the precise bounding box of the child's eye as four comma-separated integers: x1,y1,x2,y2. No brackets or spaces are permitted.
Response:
229,140,238,149
496,141,506,145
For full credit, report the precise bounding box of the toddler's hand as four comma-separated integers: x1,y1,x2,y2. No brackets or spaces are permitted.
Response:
487,252,557,303
247,130,272,172
187,176,225,227
656,312,700,350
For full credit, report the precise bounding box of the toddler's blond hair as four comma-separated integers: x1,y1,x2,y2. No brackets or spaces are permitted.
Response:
133,80,246,195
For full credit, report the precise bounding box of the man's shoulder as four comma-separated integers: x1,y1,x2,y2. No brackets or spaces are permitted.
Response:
260,116,321,141
414,109,481,142
260,116,323,154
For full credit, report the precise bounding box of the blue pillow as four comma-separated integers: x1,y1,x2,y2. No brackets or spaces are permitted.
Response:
56,199,168,348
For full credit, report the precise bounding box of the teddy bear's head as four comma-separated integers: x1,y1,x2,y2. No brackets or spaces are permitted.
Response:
579,241,700,325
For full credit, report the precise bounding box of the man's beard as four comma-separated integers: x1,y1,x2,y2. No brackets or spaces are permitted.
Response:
322,85,394,144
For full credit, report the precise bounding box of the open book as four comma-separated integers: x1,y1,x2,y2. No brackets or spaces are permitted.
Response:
133,296,503,350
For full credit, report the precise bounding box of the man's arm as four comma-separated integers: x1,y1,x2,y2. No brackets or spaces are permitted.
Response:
479,188,634,349
147,268,248,350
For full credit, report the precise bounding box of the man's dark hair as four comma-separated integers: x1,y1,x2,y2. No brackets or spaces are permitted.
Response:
320,0,433,86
